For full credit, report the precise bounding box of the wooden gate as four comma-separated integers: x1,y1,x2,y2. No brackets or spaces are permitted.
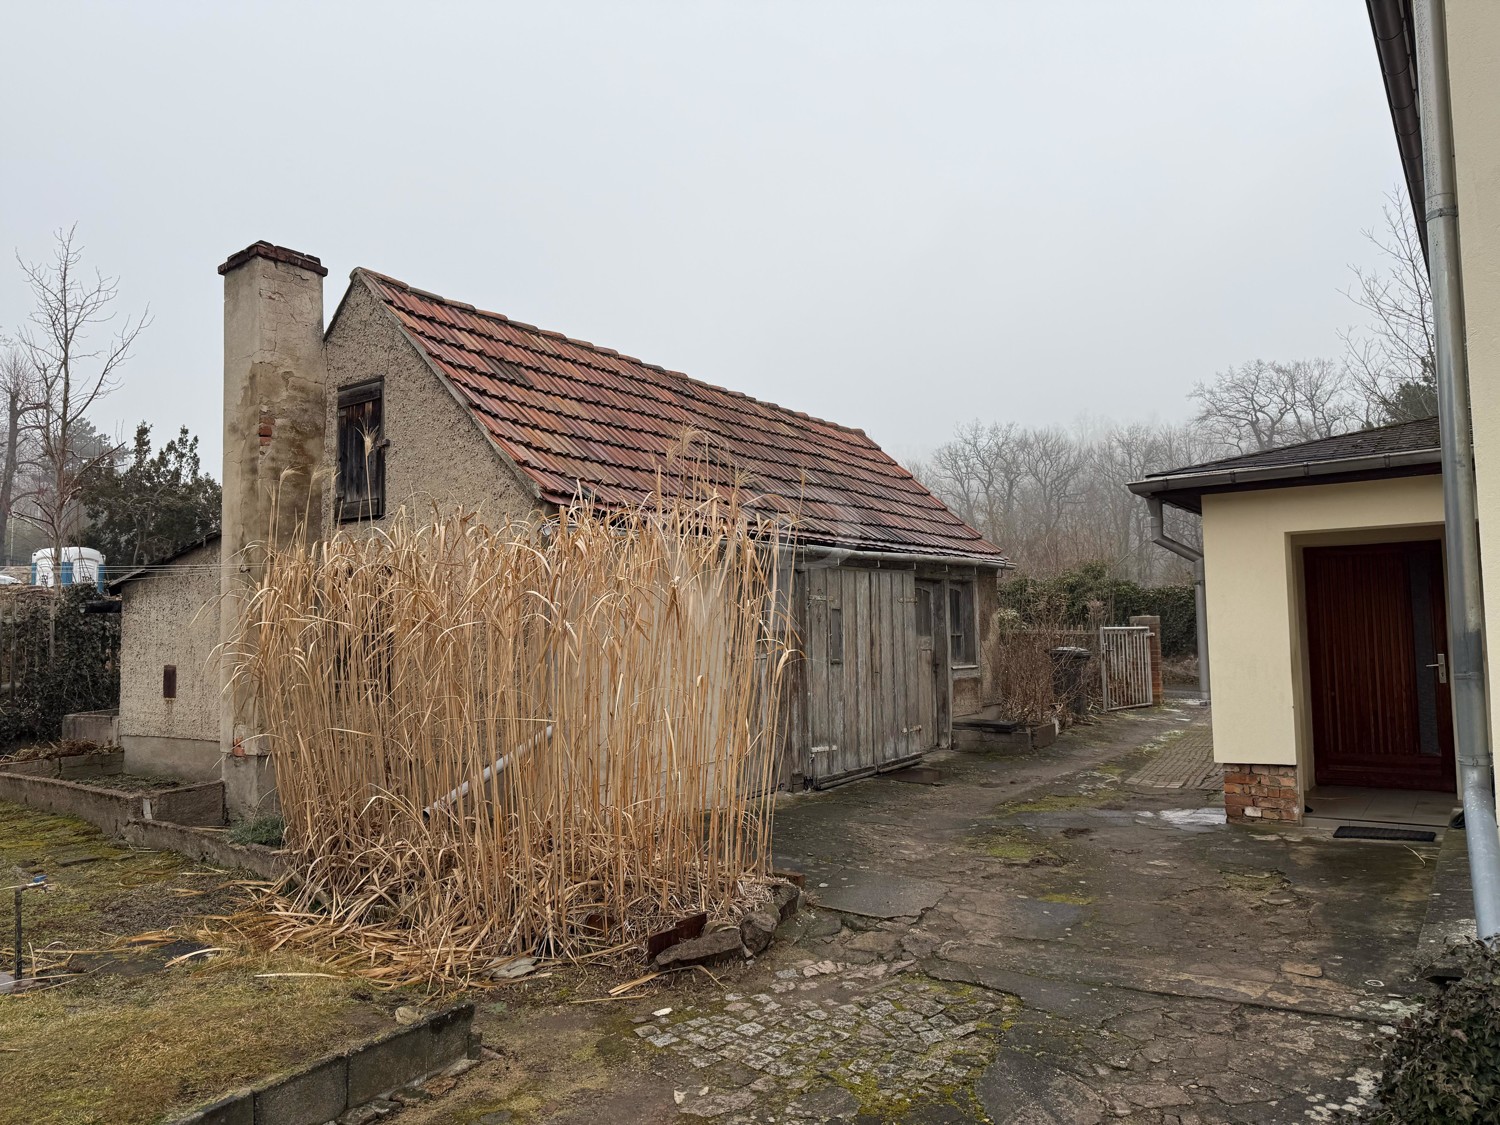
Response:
1099,625,1153,711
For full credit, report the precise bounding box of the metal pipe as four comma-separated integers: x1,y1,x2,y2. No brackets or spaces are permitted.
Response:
1147,498,1209,702
1415,0,1500,943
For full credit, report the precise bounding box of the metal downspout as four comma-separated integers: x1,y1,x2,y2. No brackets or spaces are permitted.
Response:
1415,0,1500,943
1147,497,1210,702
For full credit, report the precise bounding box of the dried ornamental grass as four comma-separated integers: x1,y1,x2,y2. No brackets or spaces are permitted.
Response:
228,493,793,986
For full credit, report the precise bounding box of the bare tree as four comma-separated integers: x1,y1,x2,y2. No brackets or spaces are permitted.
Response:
1342,193,1436,422
916,417,1207,584
1189,358,1360,455
13,226,147,574
0,346,35,564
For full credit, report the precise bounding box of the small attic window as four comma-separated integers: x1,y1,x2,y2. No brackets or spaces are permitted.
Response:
337,380,386,521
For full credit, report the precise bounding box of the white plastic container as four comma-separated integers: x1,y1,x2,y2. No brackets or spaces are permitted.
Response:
30,546,106,589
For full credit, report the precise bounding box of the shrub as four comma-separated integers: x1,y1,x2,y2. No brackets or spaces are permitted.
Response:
0,586,121,750
228,816,285,848
998,562,1197,658
1365,941,1500,1123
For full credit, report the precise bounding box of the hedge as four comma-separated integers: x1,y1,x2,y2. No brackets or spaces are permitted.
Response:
997,562,1197,658
0,586,121,749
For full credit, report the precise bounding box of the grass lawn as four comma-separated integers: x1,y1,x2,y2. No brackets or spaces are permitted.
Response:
0,803,412,1125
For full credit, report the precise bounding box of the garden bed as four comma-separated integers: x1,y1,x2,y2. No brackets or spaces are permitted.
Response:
0,802,414,1125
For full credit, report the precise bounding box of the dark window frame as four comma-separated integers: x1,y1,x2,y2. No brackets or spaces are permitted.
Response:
336,379,387,522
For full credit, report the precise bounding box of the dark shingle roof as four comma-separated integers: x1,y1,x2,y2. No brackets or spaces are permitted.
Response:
1153,417,1439,477
360,270,1007,563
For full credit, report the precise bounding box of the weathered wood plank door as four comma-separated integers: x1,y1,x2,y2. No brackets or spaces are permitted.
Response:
1304,541,1455,791
803,566,930,786
914,580,946,752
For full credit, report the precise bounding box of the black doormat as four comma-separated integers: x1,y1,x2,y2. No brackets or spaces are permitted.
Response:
1333,825,1437,842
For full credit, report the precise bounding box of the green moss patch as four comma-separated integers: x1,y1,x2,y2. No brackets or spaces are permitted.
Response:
0,799,400,1125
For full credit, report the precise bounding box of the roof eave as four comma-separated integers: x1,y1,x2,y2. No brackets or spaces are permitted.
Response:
1128,447,1442,513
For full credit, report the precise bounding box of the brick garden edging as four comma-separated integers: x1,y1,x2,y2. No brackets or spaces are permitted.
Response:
1222,763,1302,824
165,1003,477,1125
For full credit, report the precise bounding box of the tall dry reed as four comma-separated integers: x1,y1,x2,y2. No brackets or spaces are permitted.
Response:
228,492,793,985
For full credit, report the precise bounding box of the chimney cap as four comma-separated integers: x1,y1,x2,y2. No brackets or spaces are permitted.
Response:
218,241,328,278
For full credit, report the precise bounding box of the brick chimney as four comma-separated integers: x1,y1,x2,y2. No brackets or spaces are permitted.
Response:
217,241,329,815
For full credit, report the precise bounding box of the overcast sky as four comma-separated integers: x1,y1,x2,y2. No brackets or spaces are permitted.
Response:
0,1,1402,471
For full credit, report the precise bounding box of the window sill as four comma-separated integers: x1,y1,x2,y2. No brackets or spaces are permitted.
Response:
952,664,981,678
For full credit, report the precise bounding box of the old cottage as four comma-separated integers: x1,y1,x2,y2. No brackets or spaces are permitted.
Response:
112,242,1009,814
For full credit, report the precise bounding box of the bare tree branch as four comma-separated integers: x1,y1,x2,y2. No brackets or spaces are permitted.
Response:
11,225,149,574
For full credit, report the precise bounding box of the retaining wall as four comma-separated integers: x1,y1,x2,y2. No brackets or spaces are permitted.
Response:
166,1003,476,1125
120,819,286,880
0,771,226,836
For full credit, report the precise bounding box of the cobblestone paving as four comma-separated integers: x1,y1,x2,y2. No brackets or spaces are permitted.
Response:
631,958,1017,1121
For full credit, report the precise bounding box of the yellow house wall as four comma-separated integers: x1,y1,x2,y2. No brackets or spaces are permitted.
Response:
1200,476,1445,778
1447,1,1500,802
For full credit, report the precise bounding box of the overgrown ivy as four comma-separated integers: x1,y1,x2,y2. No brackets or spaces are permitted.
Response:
1365,941,1500,1123
997,562,1197,658
0,587,121,750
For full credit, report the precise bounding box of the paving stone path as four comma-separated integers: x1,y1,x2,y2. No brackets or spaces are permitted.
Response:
1124,726,1220,790
395,706,1457,1124
633,961,1017,1122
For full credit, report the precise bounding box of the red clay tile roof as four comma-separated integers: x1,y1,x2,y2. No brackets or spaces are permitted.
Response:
358,269,1007,563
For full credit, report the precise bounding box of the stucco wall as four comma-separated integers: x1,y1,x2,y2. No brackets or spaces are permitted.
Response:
119,540,222,778
1199,476,1444,776
322,278,542,535
1447,2,1500,802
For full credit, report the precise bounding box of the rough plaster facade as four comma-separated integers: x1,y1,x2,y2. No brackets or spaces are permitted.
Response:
118,539,222,782
321,277,541,535
1198,475,1445,805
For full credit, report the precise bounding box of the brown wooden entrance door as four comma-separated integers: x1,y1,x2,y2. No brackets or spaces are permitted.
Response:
1304,541,1455,791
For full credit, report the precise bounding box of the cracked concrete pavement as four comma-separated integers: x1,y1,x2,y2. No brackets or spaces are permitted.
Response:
390,705,1447,1124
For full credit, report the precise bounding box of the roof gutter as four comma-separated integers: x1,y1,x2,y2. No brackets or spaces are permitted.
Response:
798,544,1013,571
1128,447,1440,502
1368,0,1429,257
1147,498,1209,703
1414,0,1500,944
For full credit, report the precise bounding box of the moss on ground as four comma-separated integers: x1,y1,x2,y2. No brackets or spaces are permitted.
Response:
2,953,394,1125
1000,792,1111,814
0,800,401,1125
1036,892,1094,906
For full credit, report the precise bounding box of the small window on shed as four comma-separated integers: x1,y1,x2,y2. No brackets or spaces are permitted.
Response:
949,581,977,666
337,380,386,522
829,607,844,665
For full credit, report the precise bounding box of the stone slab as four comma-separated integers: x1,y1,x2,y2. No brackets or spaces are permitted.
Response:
793,862,943,920
346,1025,430,1106
975,1048,1105,1124
252,1055,347,1125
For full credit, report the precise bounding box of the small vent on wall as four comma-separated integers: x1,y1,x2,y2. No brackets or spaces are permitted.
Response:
163,665,177,700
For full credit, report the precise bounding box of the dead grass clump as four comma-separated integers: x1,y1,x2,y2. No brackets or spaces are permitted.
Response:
984,609,1095,724
229,492,792,986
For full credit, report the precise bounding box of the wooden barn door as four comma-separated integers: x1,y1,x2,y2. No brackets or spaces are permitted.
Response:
915,580,946,752
802,567,932,787
1304,541,1455,791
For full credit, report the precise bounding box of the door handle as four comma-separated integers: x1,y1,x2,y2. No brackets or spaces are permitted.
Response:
1426,654,1448,684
